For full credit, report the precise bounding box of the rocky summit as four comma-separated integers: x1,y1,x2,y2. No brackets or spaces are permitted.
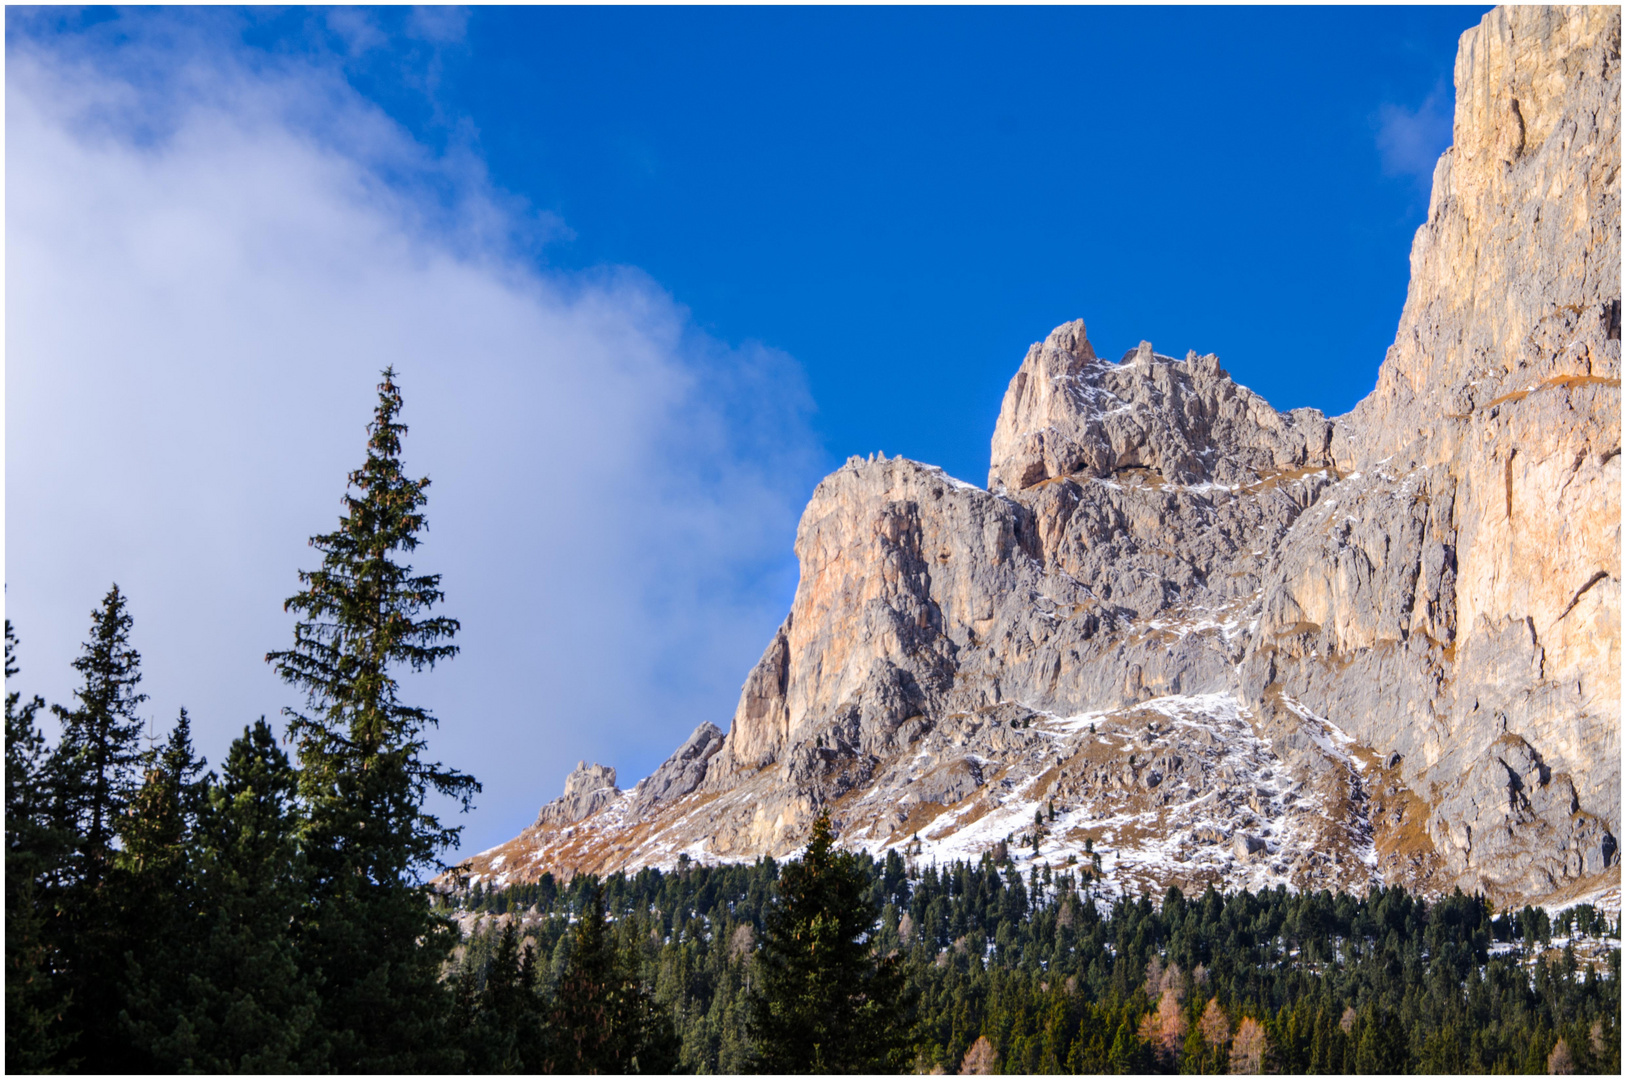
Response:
459,6,1620,910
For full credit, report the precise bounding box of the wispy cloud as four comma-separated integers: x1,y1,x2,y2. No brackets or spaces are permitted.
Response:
1374,80,1454,187
5,9,820,855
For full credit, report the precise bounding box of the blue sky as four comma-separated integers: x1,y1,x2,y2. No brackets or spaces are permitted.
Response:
389,4,1480,483
6,5,1485,859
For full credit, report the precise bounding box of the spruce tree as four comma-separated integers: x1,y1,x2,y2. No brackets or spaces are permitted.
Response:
124,719,326,1072
1106,1016,1139,1073
266,368,478,1071
458,921,548,1072
5,621,73,1071
115,710,204,1069
118,710,206,919
48,585,148,890
114,709,204,1021
45,585,150,1070
546,882,680,1073
749,810,912,1072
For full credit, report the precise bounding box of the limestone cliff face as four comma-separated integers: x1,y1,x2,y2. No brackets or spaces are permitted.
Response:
1245,4,1620,899
460,6,1619,909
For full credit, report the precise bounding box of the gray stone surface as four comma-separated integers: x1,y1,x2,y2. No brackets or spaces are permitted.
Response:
535,761,618,827
628,722,725,815
1243,4,1621,898
987,329,1335,495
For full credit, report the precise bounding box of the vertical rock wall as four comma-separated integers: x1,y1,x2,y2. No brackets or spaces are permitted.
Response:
1248,4,1620,898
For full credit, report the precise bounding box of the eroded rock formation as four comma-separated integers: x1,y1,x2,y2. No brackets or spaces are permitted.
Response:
462,6,1619,909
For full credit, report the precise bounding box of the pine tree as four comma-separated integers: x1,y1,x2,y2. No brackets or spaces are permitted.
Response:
1106,1015,1139,1073
119,709,206,913
121,717,326,1071
115,710,208,1071
458,921,548,1072
48,585,148,890
546,882,679,1073
266,369,478,1071
5,621,73,1071
44,585,150,1070
749,810,913,1072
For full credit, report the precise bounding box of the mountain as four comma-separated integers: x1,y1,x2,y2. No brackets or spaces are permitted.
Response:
459,5,1620,909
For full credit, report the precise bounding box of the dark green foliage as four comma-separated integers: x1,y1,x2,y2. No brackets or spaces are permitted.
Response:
266,368,479,1071
123,719,326,1072
5,622,73,1071
449,880,679,1074
547,882,680,1073
455,851,1621,1076
455,922,547,1072
115,709,208,1072
47,586,148,891
747,811,913,1072
42,586,151,1071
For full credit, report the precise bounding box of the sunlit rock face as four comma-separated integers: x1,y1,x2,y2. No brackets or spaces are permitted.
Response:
460,6,1619,911
986,326,1336,495
1243,3,1620,900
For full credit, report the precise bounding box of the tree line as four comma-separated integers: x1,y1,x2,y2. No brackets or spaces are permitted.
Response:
453,848,1620,1074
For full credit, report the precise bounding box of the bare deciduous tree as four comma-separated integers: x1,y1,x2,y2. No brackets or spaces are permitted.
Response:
1200,997,1231,1048
1547,1038,1576,1075
1229,1017,1267,1074
959,1035,996,1075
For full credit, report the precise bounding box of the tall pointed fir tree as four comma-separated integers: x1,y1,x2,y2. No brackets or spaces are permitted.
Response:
266,368,479,1071
456,920,549,1072
117,710,206,944
749,810,913,1073
44,585,150,1070
47,585,147,893
5,621,73,1071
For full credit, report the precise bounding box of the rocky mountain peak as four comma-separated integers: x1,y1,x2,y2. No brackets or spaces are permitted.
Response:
534,761,618,827
987,321,1335,493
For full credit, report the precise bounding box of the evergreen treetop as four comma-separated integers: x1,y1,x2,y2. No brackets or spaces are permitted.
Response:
750,809,913,1073
49,584,148,888
267,367,477,870
123,719,326,1073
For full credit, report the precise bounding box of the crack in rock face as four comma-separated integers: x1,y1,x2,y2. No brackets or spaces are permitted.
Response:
455,5,1620,913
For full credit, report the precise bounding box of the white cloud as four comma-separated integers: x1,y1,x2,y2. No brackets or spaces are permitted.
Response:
1375,81,1454,186
5,12,820,857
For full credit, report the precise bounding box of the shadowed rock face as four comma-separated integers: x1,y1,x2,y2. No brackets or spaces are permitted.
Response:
463,6,1619,910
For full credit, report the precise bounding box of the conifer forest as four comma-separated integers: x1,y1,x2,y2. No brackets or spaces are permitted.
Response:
7,374,1620,1074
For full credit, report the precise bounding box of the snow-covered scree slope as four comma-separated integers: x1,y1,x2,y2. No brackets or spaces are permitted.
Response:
460,691,1440,906
451,6,1620,910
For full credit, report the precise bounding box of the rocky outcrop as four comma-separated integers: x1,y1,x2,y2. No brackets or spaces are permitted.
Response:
987,330,1335,493
534,761,618,827
458,6,1619,910
629,722,725,815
